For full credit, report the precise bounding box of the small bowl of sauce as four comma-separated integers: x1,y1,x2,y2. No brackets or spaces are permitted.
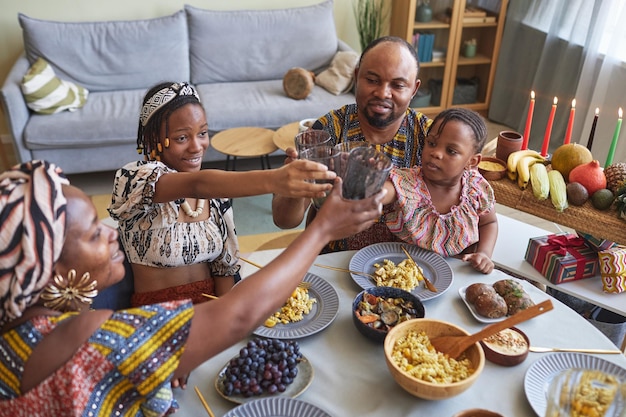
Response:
480,327,529,366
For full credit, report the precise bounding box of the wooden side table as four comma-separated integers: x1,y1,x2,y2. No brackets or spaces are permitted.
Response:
211,127,278,170
272,121,300,151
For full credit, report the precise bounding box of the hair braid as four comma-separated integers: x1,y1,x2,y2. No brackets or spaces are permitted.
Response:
137,82,202,160
430,107,488,152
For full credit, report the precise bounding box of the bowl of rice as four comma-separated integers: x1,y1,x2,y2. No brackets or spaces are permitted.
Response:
383,318,485,400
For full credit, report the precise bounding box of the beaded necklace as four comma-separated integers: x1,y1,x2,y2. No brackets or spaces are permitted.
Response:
180,199,206,218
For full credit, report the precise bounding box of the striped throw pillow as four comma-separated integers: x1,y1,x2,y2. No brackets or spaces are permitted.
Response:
21,58,89,114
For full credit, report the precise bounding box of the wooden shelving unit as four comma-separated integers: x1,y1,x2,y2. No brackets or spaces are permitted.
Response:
389,0,508,116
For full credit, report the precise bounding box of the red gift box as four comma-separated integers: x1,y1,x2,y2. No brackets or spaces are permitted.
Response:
525,234,598,284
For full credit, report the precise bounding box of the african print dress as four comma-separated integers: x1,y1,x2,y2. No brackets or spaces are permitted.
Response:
0,301,192,416
385,167,495,256
109,161,239,276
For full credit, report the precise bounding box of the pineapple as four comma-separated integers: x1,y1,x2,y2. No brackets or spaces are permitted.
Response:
604,162,626,193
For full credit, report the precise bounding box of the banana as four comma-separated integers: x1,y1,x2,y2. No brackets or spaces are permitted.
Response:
516,155,545,189
506,149,543,181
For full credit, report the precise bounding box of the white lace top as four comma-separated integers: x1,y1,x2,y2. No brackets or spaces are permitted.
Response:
108,161,239,276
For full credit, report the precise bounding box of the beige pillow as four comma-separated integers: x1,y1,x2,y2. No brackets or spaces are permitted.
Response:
315,51,359,95
21,57,89,114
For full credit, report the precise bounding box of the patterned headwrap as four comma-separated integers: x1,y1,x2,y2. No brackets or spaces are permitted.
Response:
139,82,201,127
0,160,68,326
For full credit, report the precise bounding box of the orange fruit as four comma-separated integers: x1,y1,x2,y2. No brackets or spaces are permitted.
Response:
550,143,593,181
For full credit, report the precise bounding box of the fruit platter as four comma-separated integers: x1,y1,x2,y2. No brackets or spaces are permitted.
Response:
485,143,626,246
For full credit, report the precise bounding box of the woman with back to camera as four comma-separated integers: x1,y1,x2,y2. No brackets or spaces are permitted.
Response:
109,82,336,307
0,159,383,415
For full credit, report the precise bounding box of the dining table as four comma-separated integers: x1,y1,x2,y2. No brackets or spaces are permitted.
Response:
176,248,626,417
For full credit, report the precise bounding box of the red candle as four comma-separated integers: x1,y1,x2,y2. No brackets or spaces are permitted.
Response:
522,90,535,150
541,97,558,157
586,108,599,151
563,98,576,144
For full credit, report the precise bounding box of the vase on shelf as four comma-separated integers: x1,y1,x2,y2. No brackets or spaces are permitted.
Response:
415,0,433,23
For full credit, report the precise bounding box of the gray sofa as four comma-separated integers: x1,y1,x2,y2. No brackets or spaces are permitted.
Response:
1,1,355,174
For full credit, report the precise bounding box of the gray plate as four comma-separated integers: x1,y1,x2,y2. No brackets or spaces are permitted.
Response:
524,352,626,416
222,397,332,417
349,242,453,301
253,273,339,339
215,355,314,405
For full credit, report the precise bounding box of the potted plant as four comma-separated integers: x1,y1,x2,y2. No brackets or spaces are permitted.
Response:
353,0,388,51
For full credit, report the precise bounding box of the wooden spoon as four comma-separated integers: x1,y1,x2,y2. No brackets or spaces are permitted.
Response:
430,299,553,359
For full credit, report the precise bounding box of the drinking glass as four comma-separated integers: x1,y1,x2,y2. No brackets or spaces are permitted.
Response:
295,129,332,156
342,146,392,200
332,141,371,178
545,368,626,417
299,145,339,208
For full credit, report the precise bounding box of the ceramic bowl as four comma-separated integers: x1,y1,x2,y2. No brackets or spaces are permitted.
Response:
479,327,530,366
383,319,485,400
477,157,507,180
352,286,424,343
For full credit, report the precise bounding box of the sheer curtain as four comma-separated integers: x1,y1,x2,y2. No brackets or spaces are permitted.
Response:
489,0,626,164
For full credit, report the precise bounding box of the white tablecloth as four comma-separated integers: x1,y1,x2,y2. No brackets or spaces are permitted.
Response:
175,249,626,417
493,213,626,316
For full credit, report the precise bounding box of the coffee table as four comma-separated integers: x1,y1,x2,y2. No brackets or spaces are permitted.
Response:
211,127,278,170
272,121,300,151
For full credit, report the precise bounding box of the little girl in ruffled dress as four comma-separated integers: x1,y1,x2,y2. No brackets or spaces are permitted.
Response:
382,107,498,274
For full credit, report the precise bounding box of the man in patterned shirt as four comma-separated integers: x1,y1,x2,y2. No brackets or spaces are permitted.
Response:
272,36,432,252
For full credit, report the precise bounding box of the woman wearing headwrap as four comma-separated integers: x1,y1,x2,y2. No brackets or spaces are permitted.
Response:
109,81,335,307
0,160,384,415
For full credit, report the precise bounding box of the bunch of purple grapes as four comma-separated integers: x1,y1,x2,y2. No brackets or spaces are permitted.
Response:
222,337,302,397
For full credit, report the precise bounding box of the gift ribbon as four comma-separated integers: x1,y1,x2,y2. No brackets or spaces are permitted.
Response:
536,235,588,280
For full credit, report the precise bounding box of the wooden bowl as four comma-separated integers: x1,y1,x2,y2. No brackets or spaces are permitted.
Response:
479,327,530,366
352,286,425,343
477,157,507,180
383,319,485,400
452,409,504,417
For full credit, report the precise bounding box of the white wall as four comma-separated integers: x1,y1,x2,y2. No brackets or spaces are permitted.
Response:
0,0,364,135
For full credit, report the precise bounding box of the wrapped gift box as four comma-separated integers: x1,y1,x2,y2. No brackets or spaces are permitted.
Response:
576,231,617,252
525,234,598,284
598,245,626,294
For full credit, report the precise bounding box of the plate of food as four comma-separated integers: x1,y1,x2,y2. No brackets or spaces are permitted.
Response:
459,279,535,323
252,272,339,339
349,242,453,301
524,352,626,416
222,397,332,417
215,338,314,405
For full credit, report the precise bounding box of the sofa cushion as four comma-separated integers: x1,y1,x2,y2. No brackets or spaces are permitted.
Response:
315,51,359,95
196,80,354,132
186,1,338,84
23,89,142,150
19,11,189,92
21,57,89,114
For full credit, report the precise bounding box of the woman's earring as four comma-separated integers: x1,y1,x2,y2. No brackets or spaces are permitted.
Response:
40,269,98,312
164,137,170,148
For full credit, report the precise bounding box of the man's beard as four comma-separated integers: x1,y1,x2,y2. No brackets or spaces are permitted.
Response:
364,109,396,129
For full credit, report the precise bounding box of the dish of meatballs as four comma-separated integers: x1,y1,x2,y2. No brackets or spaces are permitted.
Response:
459,279,535,323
